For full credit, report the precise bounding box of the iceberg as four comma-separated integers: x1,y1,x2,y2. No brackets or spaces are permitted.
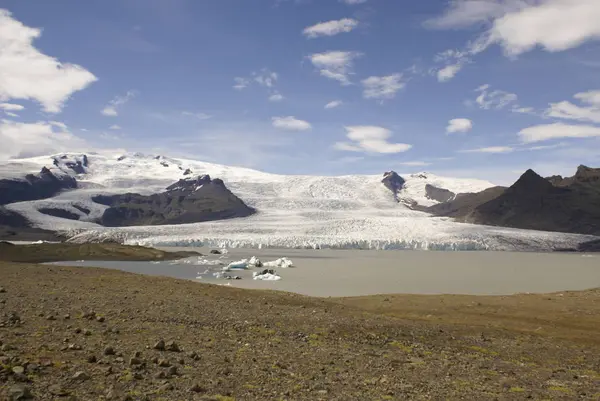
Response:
263,257,294,268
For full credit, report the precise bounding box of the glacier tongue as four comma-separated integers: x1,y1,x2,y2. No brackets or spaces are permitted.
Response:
3,152,596,251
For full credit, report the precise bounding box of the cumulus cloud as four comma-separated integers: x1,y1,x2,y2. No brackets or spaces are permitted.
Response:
0,119,87,159
109,124,122,130
101,90,137,117
309,51,362,85
181,111,212,120
272,116,312,131
461,146,514,153
0,9,97,113
334,126,412,154
399,161,431,166
446,118,473,133
437,63,464,82
253,69,278,88
325,100,343,109
426,0,600,57
0,103,24,112
361,74,405,100
303,18,358,38
545,90,600,124
475,84,517,109
269,93,284,102
233,77,250,90
518,123,600,143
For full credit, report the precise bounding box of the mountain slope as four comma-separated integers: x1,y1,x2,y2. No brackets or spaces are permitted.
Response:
459,167,600,235
94,175,255,227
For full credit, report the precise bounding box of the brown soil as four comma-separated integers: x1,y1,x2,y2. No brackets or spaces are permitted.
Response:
0,262,599,400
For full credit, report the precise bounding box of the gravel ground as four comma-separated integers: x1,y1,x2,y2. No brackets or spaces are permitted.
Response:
0,262,599,400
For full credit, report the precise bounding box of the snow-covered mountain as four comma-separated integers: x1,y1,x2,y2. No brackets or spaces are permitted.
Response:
1,152,594,250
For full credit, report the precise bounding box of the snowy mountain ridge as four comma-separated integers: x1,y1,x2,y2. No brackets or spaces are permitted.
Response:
1,152,595,251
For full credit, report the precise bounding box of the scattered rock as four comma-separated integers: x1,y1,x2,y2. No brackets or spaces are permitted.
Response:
115,357,124,363
167,366,178,376
165,340,180,352
158,359,171,367
209,250,222,255
87,354,97,363
2,343,15,351
83,329,92,336
46,314,56,321
7,384,32,400
190,384,206,393
153,339,165,351
82,311,96,320
74,328,82,334
159,383,174,392
151,357,159,364
129,357,142,366
96,316,105,323
110,327,120,334
49,384,70,396
12,366,25,375
0,287,6,293
188,351,200,360
104,346,116,356
63,314,71,320
68,343,82,351
154,371,166,379
73,371,90,381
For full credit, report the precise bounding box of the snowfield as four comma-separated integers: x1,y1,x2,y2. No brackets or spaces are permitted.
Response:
3,152,596,251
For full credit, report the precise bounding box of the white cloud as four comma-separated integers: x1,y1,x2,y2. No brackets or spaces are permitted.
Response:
399,161,431,166
0,103,24,112
335,126,412,154
303,18,358,38
446,118,473,133
340,0,367,4
101,90,136,117
512,106,535,114
5,112,17,117
325,100,343,109
271,116,312,131
475,84,517,109
361,74,405,100
518,123,600,143
253,69,278,88
426,0,600,57
545,90,600,124
0,9,97,113
0,119,87,159
233,77,249,90
309,51,362,85
109,124,122,130
437,63,464,82
181,111,212,120
461,146,514,153
269,93,284,102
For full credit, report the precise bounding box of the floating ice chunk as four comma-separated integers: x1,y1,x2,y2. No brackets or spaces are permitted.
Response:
248,256,262,267
224,259,249,271
194,257,225,266
253,270,281,281
263,257,294,268
220,248,229,255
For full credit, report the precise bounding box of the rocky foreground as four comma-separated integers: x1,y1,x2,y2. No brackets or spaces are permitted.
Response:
0,249,599,400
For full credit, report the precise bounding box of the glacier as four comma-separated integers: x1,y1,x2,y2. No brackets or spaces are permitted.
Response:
3,151,597,251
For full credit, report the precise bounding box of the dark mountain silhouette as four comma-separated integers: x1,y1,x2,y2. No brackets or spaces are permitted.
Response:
0,167,77,205
381,171,405,201
93,175,255,227
426,166,600,236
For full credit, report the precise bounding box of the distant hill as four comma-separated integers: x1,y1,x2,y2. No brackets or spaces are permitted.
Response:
426,165,600,236
93,174,255,227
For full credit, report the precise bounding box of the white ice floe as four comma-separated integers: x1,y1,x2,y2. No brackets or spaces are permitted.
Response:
263,257,294,268
224,259,249,270
253,271,282,281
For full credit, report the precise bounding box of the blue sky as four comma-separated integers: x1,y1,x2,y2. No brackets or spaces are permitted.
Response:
1,0,600,184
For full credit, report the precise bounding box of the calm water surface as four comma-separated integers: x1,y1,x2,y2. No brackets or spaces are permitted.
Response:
54,248,600,297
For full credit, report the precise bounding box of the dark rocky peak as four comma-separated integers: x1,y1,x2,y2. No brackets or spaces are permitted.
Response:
166,174,215,192
382,171,405,197
52,154,89,175
574,165,600,183
425,184,455,203
411,172,429,179
183,168,193,176
0,167,77,205
511,169,554,192
546,175,564,186
117,155,127,161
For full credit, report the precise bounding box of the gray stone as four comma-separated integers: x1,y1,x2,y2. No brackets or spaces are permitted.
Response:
8,385,32,400
165,341,180,352
73,371,90,381
153,339,165,350
167,366,178,376
12,366,25,375
104,346,116,356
